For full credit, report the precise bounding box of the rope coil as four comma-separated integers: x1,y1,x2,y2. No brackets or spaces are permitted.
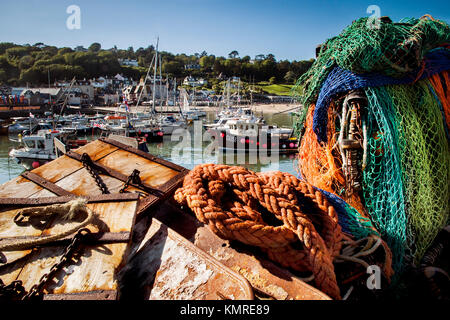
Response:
175,164,348,299
0,198,94,252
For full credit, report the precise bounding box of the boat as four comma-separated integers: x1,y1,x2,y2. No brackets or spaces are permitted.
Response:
8,129,87,170
97,114,164,142
157,114,187,135
7,116,39,134
179,88,205,121
207,118,298,154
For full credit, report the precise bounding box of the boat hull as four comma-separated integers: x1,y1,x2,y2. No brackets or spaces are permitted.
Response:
208,129,298,154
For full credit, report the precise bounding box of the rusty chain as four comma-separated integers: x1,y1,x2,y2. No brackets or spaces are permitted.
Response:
81,153,110,194
0,279,26,300
119,169,142,193
0,228,90,300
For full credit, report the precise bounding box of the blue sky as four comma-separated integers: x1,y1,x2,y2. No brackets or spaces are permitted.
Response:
0,0,448,61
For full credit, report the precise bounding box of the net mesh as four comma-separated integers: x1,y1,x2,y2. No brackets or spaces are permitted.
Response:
293,15,450,280
293,15,450,108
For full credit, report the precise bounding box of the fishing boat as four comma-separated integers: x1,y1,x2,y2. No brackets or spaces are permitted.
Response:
97,114,164,142
8,129,87,170
7,116,39,134
207,118,298,154
157,114,187,135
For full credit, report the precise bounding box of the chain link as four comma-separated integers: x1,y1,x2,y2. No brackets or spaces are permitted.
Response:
22,227,90,300
0,228,90,301
119,169,142,193
81,153,110,194
0,279,26,301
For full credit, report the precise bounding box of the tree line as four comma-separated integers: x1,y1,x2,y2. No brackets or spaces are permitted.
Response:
0,42,314,87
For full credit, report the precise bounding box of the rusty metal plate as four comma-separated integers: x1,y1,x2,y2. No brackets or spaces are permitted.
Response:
118,217,254,300
153,200,331,300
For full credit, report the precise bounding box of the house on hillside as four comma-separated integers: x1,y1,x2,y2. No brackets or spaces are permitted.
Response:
184,64,201,70
118,59,139,67
183,76,207,87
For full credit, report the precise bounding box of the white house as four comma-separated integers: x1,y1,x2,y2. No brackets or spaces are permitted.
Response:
183,76,207,87
118,59,139,67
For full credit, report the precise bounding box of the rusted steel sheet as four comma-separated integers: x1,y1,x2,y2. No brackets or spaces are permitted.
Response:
153,200,331,300
21,172,73,197
0,199,139,299
119,218,254,300
0,193,140,207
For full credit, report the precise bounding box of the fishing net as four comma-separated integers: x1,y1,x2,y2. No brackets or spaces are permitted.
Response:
293,15,450,109
293,15,450,281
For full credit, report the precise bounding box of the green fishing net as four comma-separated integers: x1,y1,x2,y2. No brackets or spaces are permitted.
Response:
293,16,450,107
292,15,450,279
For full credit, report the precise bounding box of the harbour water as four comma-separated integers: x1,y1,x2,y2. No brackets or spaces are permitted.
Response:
0,111,299,185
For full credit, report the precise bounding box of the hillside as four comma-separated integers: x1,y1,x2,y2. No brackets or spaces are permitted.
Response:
0,42,313,92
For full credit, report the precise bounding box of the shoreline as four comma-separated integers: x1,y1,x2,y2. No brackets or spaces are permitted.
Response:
91,103,302,115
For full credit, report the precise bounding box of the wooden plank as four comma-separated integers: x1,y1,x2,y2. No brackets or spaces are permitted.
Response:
118,218,253,300
21,172,73,196
73,139,119,161
31,156,82,183
54,168,124,196
15,243,129,294
64,151,164,197
0,207,41,266
101,138,186,172
30,140,118,184
29,189,58,198
0,200,139,297
0,176,45,199
96,149,179,188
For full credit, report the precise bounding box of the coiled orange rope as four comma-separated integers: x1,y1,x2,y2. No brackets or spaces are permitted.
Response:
174,164,344,299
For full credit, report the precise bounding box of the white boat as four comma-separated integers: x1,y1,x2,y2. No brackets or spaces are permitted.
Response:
7,116,39,133
98,114,164,141
207,119,298,154
179,88,206,120
157,114,187,135
204,107,264,130
9,130,61,170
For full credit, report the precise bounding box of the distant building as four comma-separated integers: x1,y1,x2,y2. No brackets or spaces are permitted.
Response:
184,64,201,70
118,59,139,67
74,46,87,52
183,76,207,87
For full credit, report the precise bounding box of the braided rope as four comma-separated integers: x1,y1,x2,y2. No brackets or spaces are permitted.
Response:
0,198,94,252
174,164,344,299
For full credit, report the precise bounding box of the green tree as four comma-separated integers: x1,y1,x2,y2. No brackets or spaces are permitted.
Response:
228,50,239,59
284,71,296,84
18,55,34,70
88,43,102,52
269,76,276,84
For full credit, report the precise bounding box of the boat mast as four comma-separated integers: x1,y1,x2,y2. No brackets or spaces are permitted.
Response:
152,37,159,115
227,78,231,108
159,54,163,111
136,54,155,113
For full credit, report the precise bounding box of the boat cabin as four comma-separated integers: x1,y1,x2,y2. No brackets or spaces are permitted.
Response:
21,130,60,152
